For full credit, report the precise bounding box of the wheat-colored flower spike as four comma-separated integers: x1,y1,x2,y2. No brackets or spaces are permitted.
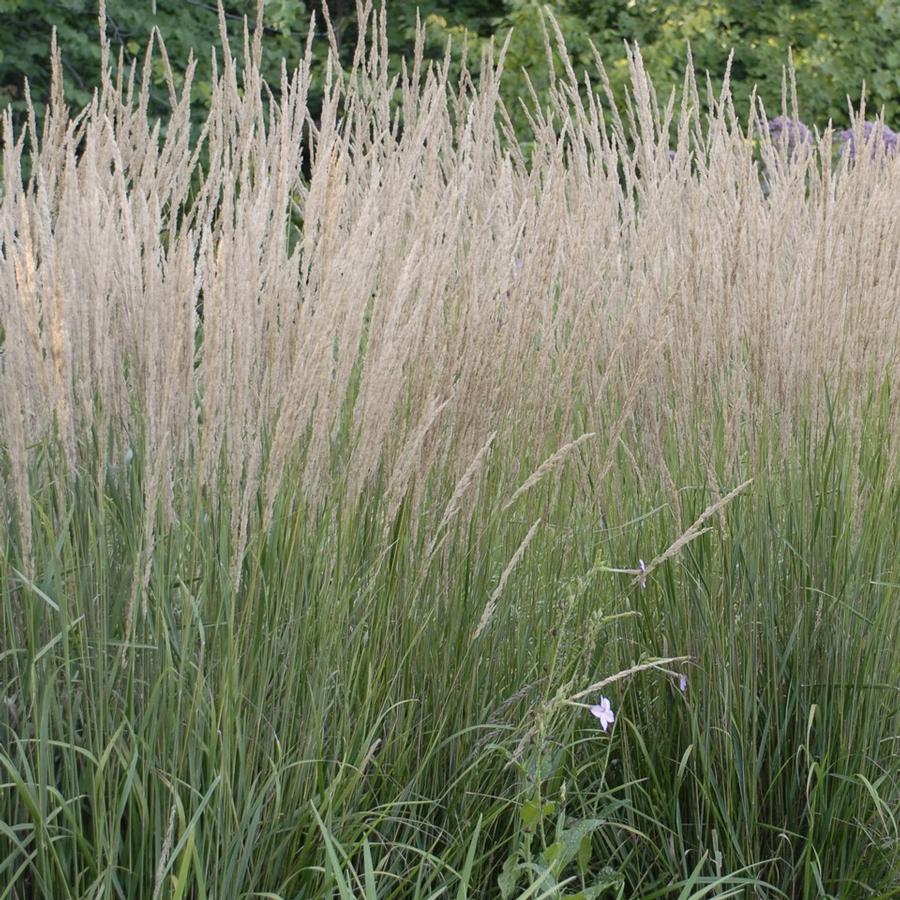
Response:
503,433,597,511
473,516,542,640
636,478,754,587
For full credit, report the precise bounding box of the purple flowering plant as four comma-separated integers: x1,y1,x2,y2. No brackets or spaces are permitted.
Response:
837,121,899,161
762,116,813,157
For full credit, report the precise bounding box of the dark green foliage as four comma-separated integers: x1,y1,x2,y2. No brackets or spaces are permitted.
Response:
2,1,898,142
0,1,305,127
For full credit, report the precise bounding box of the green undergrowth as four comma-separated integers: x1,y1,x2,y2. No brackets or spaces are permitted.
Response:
1,392,899,899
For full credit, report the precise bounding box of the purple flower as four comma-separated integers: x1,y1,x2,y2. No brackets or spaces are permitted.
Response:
678,674,688,693
837,121,898,161
589,696,615,732
763,116,812,156
638,559,647,590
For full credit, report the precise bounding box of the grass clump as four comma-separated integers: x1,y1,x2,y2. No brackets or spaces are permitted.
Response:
1,5,898,897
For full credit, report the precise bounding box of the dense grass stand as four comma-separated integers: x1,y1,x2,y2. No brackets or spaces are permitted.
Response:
1,8,898,898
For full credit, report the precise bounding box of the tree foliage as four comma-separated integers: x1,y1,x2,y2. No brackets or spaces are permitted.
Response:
1,0,898,137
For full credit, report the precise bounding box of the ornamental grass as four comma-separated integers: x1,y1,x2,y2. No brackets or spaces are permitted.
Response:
1,4,898,897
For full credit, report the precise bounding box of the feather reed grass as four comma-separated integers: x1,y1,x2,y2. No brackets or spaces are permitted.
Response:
0,5,898,896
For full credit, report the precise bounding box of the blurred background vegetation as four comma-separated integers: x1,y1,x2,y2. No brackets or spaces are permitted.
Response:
1,0,899,138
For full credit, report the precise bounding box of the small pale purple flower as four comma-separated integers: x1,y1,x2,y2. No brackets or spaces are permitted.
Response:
589,696,615,732
678,674,688,693
837,121,898,161
638,559,647,590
